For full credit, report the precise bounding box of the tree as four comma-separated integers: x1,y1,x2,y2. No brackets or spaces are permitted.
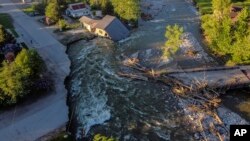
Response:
45,0,60,22
0,25,14,47
58,19,68,31
100,0,113,15
234,7,249,40
89,0,100,8
111,0,140,22
0,49,44,106
201,2,250,64
212,0,231,20
164,24,184,57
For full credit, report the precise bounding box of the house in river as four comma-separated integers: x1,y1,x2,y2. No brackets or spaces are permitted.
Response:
65,2,90,18
79,15,129,41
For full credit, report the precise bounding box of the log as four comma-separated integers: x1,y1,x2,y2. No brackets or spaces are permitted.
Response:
117,72,148,81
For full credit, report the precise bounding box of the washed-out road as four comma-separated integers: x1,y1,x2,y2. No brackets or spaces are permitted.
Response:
0,0,70,141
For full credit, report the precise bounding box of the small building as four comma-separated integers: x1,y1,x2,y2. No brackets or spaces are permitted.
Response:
79,15,130,41
66,2,90,18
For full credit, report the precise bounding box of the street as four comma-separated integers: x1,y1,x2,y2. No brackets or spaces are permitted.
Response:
0,0,70,141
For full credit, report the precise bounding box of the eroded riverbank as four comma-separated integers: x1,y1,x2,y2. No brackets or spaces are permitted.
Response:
65,0,249,140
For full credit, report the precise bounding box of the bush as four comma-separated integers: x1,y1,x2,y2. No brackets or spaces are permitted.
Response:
58,19,68,31
93,134,118,141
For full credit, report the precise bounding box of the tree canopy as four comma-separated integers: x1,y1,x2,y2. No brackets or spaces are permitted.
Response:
0,24,14,47
0,49,45,106
202,0,250,65
111,0,140,22
45,0,60,22
212,0,231,20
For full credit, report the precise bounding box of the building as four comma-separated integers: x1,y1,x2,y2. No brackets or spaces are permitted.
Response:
79,15,130,41
65,2,90,18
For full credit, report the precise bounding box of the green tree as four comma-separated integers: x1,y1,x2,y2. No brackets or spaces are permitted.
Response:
164,24,184,57
100,0,113,15
0,25,14,47
0,49,44,105
89,0,100,8
201,3,250,64
111,0,140,22
212,0,231,20
45,0,60,22
214,16,232,55
58,19,68,31
234,7,249,40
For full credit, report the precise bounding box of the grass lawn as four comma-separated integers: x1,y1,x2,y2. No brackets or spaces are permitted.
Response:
0,13,19,37
22,6,35,14
194,0,250,15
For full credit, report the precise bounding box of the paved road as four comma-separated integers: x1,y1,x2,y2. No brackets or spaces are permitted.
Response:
0,0,70,141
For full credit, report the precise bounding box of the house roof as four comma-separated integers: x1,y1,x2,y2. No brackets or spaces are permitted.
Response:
94,15,116,29
79,16,95,25
69,3,86,11
79,15,129,41
103,17,130,41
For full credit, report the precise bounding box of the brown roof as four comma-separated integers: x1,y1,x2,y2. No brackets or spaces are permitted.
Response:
94,15,116,29
79,16,96,25
79,15,116,29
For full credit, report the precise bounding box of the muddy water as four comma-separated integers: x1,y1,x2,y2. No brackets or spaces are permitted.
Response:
222,89,250,122
67,38,194,140
66,0,217,140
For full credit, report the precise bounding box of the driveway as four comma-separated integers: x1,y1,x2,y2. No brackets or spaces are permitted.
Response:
0,0,70,141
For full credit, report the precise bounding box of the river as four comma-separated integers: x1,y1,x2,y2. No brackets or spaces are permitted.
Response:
66,0,249,140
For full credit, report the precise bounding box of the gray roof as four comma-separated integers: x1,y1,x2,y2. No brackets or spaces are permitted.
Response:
79,15,129,41
104,17,129,41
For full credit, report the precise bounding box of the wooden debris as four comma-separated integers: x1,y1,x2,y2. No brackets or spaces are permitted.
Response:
118,57,228,141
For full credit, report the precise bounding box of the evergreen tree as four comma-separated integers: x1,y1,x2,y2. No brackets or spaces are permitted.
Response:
234,7,249,40
212,0,231,20
111,0,140,22
164,24,184,57
0,49,44,105
100,0,113,15
45,0,60,22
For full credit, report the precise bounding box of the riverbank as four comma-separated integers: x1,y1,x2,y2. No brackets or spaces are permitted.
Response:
44,0,250,140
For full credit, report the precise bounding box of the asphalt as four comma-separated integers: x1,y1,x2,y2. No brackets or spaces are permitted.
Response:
0,0,71,141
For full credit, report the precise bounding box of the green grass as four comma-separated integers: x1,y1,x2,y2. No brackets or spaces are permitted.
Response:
0,13,19,37
22,6,35,14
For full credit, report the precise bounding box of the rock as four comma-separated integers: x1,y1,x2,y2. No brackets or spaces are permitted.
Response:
146,49,152,56
194,133,200,140
131,52,139,59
